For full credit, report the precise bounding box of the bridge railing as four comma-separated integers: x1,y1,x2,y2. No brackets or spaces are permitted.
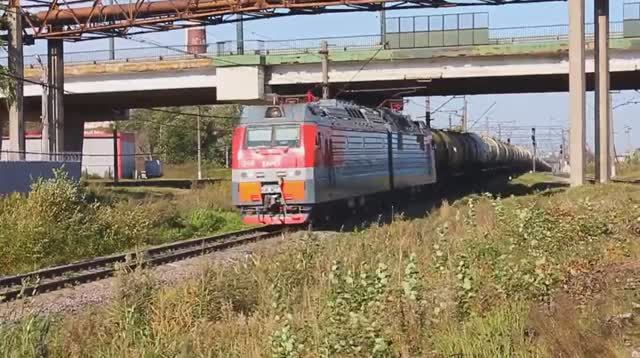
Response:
0,21,630,67
489,22,625,44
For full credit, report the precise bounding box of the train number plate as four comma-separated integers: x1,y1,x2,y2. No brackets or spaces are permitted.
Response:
261,185,281,194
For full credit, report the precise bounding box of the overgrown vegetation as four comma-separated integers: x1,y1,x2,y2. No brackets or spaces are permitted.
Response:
2,179,640,356
162,163,231,180
0,172,244,275
122,105,240,166
618,151,640,179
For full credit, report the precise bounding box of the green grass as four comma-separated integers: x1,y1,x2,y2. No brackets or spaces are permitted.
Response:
616,162,640,180
510,172,563,187
162,162,231,180
0,175,245,276
2,177,640,356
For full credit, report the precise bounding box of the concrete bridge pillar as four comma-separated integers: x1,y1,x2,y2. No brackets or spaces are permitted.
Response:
594,0,611,183
63,114,85,153
7,0,24,160
569,0,586,186
48,37,65,155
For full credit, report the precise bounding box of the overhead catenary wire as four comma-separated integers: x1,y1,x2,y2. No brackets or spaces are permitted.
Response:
334,44,386,98
468,101,496,130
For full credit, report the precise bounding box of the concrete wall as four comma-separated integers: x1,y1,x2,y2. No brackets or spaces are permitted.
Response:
0,161,81,194
82,137,115,178
82,133,136,179
2,130,136,179
217,66,264,101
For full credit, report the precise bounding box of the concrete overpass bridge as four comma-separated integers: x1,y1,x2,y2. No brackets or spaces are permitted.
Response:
6,21,640,118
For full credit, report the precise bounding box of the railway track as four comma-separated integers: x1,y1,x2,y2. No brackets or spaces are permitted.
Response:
0,226,285,302
585,176,640,184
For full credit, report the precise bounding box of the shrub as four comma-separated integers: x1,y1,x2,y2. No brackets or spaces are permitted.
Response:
188,208,226,233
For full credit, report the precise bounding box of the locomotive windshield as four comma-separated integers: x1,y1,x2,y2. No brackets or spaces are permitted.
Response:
246,125,300,148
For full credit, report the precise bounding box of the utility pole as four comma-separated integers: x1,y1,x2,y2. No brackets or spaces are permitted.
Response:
225,144,229,168
625,125,632,154
561,129,567,169
531,127,537,172
380,8,387,48
108,0,115,60
236,14,244,55
497,123,502,140
461,96,468,131
197,106,203,180
425,96,431,128
448,114,452,130
320,40,330,100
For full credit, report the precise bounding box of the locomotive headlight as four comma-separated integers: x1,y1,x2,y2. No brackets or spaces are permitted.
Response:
289,170,302,177
241,172,248,179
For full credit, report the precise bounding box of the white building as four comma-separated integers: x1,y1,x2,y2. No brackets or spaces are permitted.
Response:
1,130,136,179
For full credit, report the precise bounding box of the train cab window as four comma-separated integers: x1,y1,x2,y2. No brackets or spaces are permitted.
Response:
246,125,300,148
274,126,300,147
246,127,273,148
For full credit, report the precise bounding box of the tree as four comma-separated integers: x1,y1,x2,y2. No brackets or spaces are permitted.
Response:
122,105,240,166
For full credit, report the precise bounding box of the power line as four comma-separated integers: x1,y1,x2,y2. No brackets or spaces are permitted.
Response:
335,44,385,98
135,107,238,120
127,115,233,134
468,102,496,130
432,96,461,115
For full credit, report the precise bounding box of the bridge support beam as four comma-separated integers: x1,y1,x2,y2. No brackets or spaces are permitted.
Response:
7,0,25,160
594,0,611,183
48,37,65,154
569,0,586,186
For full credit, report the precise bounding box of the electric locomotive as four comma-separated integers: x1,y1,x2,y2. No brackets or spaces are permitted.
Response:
232,99,547,225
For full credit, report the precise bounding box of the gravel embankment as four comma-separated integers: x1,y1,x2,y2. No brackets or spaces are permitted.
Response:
0,232,329,320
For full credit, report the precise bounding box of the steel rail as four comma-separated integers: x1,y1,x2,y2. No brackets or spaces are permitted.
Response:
0,226,285,302
584,176,640,184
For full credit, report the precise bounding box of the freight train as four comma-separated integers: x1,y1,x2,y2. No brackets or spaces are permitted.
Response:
232,99,549,225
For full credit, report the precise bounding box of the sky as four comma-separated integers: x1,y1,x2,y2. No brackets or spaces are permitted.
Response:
12,0,640,155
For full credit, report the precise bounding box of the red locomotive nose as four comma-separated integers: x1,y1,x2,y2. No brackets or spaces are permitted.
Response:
255,147,289,155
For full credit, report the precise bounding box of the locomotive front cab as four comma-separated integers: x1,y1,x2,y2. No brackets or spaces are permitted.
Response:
232,104,318,225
